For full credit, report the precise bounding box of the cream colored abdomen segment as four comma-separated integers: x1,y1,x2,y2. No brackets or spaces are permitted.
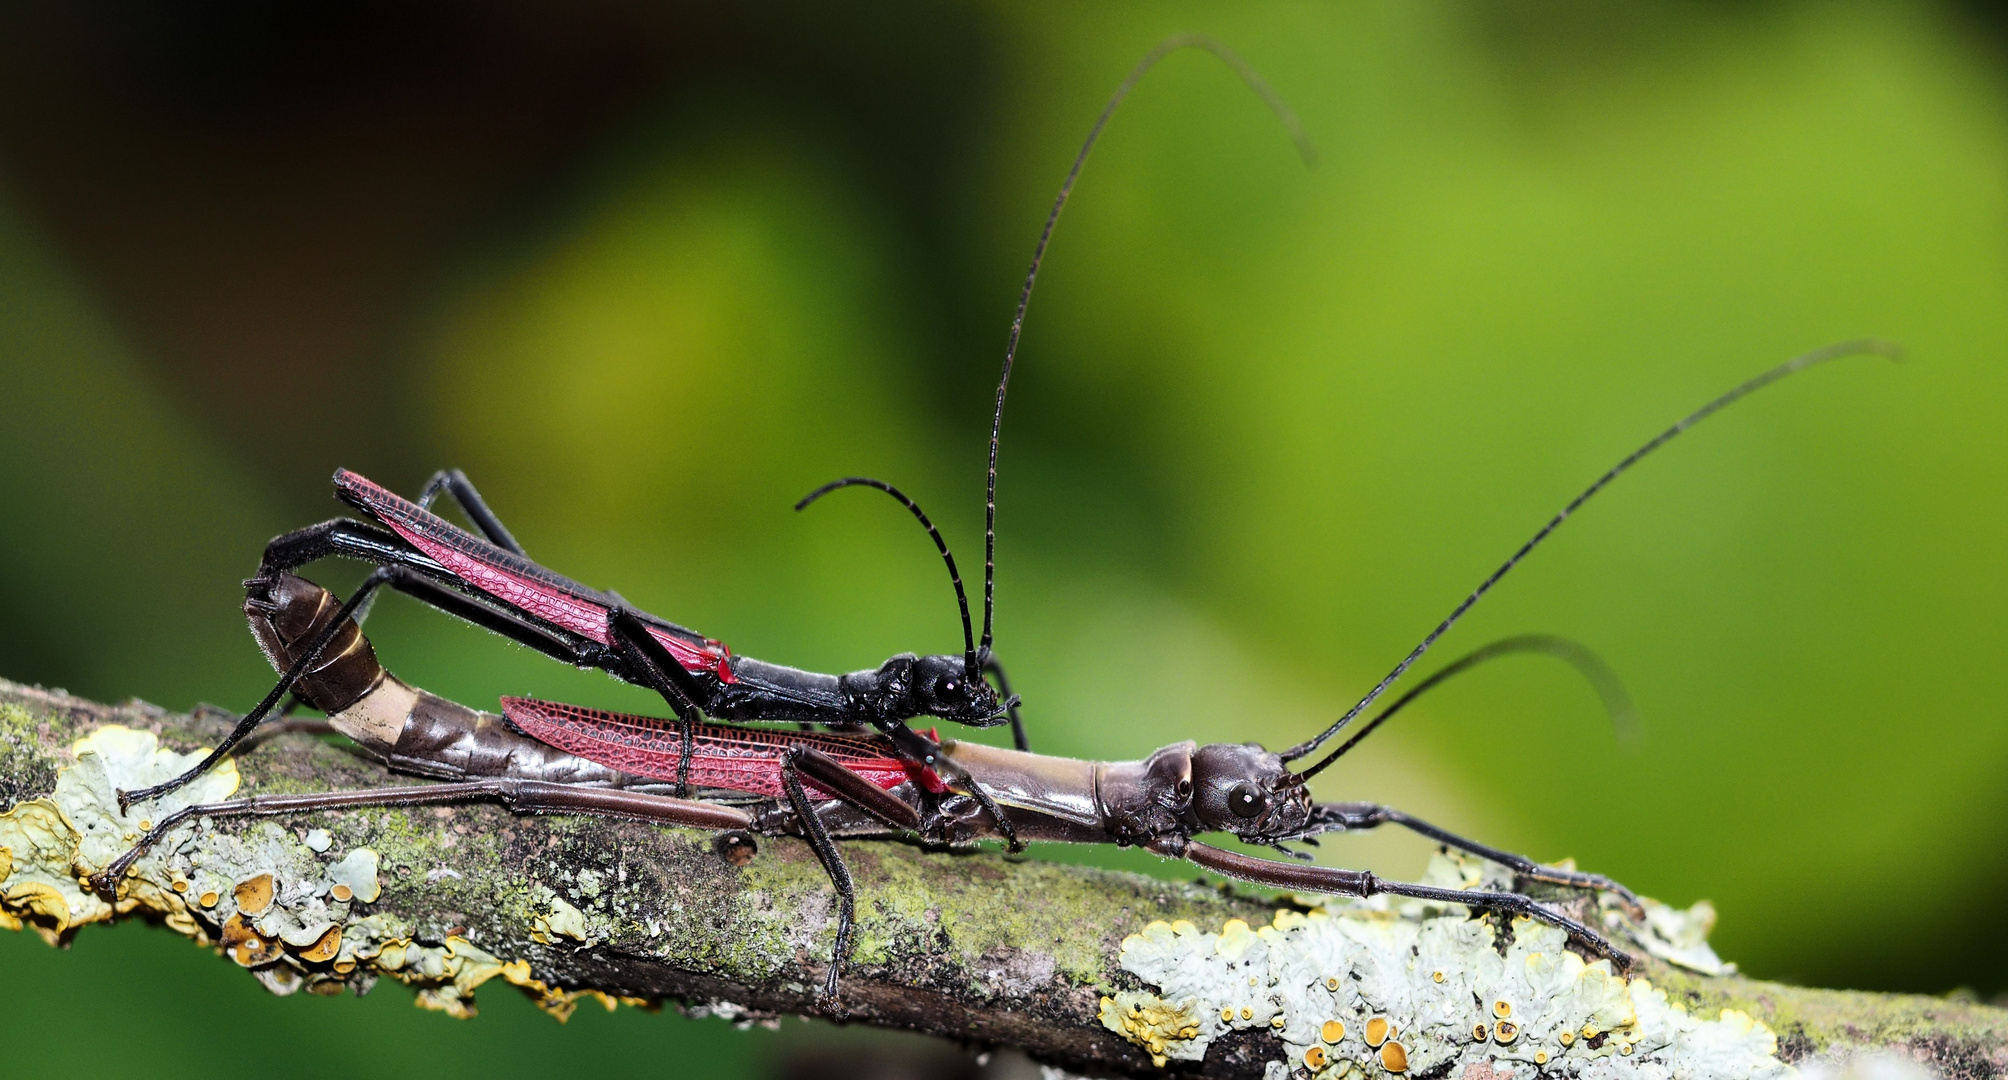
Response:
329,675,419,749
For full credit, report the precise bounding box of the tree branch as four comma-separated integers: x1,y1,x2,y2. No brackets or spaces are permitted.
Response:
1,678,2001,1078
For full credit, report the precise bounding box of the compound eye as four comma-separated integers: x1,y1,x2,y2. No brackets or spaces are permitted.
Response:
1227,783,1266,819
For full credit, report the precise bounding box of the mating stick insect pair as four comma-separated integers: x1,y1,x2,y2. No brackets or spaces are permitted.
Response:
103,37,1901,1006
118,35,1318,845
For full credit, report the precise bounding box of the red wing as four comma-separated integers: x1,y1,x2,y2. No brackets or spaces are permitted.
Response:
499,697,929,799
335,470,733,682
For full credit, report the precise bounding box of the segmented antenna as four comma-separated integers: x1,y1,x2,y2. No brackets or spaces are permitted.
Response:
797,477,978,674
979,34,1317,656
1280,337,1904,765
1293,635,1636,781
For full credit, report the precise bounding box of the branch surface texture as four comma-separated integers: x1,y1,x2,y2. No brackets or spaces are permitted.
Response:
1,679,2002,1079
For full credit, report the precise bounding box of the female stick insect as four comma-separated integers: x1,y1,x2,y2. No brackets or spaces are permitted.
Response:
102,337,1899,1005
98,569,1644,1007
117,36,1319,842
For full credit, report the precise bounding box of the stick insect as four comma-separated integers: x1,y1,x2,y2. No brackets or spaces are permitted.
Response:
101,337,1897,1005
98,571,1641,1007
116,38,1321,847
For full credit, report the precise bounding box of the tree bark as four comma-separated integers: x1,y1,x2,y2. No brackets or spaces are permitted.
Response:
0,678,2001,1079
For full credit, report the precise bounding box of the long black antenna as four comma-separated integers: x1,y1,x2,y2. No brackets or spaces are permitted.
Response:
979,34,1317,656
1294,635,1635,781
798,477,978,674
1280,337,1904,765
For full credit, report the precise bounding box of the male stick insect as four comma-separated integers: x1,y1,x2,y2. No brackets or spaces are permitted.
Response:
101,338,1899,1006
117,36,1320,844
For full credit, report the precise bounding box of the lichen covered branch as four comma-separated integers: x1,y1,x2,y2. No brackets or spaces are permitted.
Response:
1,679,2002,1078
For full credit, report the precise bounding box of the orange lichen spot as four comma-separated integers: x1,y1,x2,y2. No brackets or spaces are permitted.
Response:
219,914,282,967
233,873,275,917
1582,1024,1600,1040
1380,1040,1408,1073
1221,1007,1235,1023
1321,1020,1346,1043
1473,1024,1490,1042
218,915,254,950
198,891,219,908
1535,1050,1549,1065
170,878,188,893
331,884,354,903
1365,1016,1390,1047
1494,1021,1519,1044
1431,970,1445,983
1305,1046,1328,1070
1271,1014,1286,1029
1239,1007,1253,1021
1325,976,1341,992
1559,1030,1576,1046
1493,1000,1513,1018
332,959,357,975
297,924,342,964
1620,1043,1634,1056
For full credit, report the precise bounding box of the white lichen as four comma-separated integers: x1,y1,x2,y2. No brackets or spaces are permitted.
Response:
1626,895,1734,977
0,725,612,1021
327,846,382,903
0,726,239,940
1105,854,1782,1078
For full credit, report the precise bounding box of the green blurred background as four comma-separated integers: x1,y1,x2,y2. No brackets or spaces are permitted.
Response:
4,1,2006,1075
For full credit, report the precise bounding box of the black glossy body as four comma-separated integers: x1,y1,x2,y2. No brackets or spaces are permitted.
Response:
265,469,1009,738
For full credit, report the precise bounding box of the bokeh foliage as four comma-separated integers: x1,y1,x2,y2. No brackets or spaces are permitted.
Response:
3,2,2006,1077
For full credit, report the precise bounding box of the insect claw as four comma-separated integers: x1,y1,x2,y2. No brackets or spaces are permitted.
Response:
815,974,848,1019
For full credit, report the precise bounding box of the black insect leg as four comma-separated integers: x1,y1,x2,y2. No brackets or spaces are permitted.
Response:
93,779,755,893
261,518,448,579
1170,839,1631,969
878,720,1021,852
780,748,859,1009
365,570,609,668
1369,877,1630,967
141,563,616,811
119,566,404,812
245,562,610,676
333,470,527,631
607,607,710,797
1303,802,1643,916
980,650,1029,752
414,469,527,556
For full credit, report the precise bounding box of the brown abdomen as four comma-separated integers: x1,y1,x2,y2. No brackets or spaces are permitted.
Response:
244,571,385,715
